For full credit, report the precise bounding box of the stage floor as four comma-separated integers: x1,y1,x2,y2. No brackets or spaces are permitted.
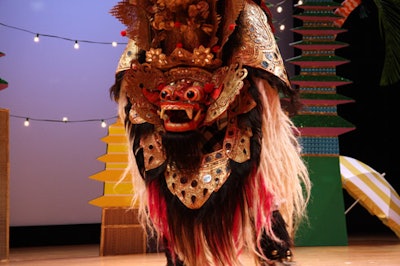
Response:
2,234,400,266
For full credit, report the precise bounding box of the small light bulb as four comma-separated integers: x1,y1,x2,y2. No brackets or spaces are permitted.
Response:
279,24,286,31
101,120,107,128
74,41,79,49
297,0,303,5
62,117,68,122
24,118,30,127
277,6,283,13
111,41,118,47
34,34,40,43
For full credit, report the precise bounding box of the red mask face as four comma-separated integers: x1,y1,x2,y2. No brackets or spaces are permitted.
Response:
144,79,214,132
124,63,242,133
124,63,227,133
158,80,206,132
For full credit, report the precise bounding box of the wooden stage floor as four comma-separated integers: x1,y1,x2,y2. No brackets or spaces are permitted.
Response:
2,234,399,266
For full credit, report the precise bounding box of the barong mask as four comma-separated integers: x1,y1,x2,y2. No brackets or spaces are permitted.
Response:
112,0,292,209
108,1,311,265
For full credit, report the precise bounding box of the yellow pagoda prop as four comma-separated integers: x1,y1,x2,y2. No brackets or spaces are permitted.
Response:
89,119,147,256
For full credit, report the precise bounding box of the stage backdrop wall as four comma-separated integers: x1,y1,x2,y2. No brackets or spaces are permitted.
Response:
0,0,294,227
0,0,124,226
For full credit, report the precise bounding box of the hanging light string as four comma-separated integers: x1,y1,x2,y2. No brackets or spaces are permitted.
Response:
1,2,292,48
10,114,118,128
0,22,127,48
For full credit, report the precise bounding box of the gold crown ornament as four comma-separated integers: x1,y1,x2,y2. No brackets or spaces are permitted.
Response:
112,0,290,87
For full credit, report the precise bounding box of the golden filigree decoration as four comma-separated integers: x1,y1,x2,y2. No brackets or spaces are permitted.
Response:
116,39,139,73
140,127,166,170
223,116,252,163
124,63,164,125
165,149,231,209
164,115,252,209
231,1,290,87
192,45,215,66
204,62,248,124
146,48,168,65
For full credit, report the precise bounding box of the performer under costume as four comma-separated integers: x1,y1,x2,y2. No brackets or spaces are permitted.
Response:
109,0,311,265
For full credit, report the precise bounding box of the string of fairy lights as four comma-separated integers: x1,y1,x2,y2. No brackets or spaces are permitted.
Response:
0,21,125,128
0,22,128,49
0,0,298,47
9,115,119,128
0,0,298,128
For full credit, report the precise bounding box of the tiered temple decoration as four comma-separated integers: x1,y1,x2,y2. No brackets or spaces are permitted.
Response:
89,120,147,255
287,0,355,246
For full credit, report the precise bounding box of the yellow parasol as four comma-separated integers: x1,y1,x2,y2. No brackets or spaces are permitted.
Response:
340,155,400,238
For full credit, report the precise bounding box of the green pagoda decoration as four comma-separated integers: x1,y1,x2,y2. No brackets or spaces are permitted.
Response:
287,0,355,246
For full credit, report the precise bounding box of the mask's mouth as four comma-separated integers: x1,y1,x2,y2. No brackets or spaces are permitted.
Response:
159,103,204,132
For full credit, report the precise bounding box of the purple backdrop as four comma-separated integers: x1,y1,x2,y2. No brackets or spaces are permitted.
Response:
0,0,293,226
0,0,127,226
